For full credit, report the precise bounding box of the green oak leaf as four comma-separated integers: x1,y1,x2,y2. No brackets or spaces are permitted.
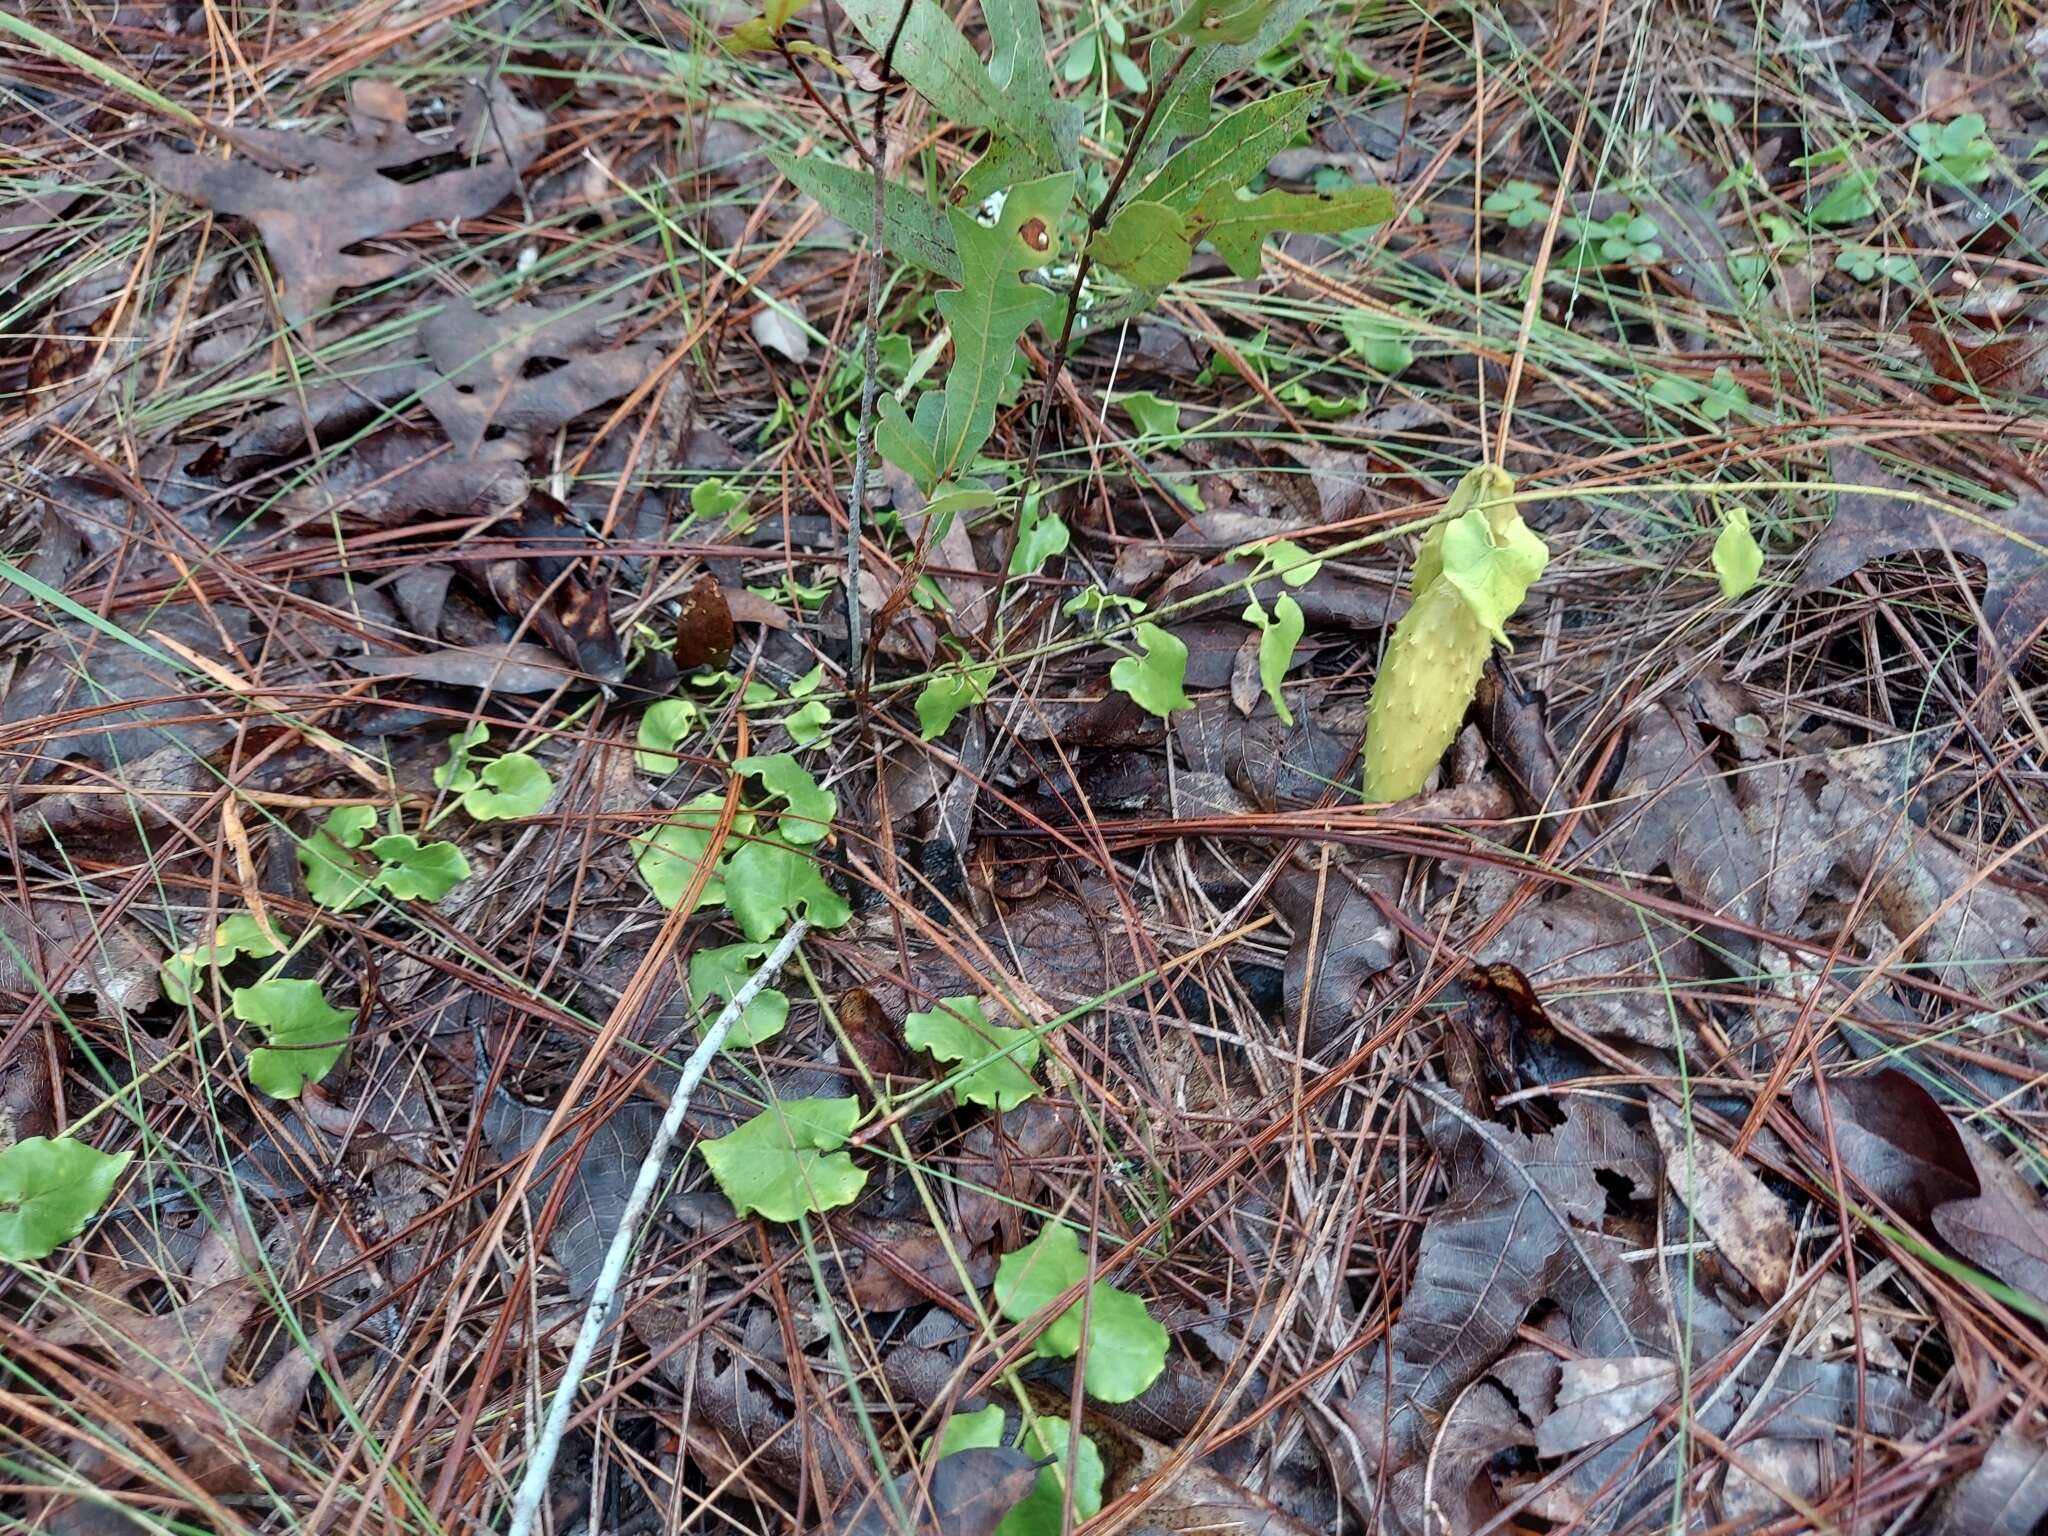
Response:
916,659,996,739
637,794,738,911
723,836,852,941
1091,200,1190,289
994,1222,1169,1402
1189,182,1395,278
700,1095,867,1222
1138,83,1321,216
1713,505,1764,599
1242,592,1304,725
1109,624,1193,717
232,978,352,1098
367,834,469,902
1437,502,1549,647
903,996,1040,1110
689,940,789,1048
736,753,835,845
461,751,551,821
161,913,286,1006
0,1136,132,1261
299,805,380,910
768,154,963,282
636,699,700,774
878,173,1077,493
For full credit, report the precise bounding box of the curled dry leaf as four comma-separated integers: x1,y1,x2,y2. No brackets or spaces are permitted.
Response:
1270,858,1401,1051
340,641,582,694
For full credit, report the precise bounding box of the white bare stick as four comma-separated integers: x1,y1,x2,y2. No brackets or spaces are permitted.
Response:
504,918,812,1536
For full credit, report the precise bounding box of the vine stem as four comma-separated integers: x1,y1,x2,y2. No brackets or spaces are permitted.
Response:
1020,40,1198,491
503,919,812,1536
844,0,918,692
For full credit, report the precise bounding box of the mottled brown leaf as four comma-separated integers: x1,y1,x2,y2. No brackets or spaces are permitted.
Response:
1648,1101,1795,1303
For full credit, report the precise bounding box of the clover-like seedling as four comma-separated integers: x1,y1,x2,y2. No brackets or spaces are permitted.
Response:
1834,245,1916,285
1482,179,1547,228
915,656,996,740
1909,114,1994,188
690,940,789,1048
1341,311,1415,375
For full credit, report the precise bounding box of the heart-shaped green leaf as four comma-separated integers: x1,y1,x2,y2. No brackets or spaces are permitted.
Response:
0,1137,132,1261
700,1096,867,1222
232,978,353,1098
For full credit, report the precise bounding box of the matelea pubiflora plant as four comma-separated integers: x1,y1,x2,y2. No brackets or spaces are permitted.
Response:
1364,467,1548,802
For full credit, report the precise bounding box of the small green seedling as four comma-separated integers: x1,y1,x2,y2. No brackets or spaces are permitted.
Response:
994,1221,1169,1402
1909,114,1994,188
437,727,552,820
232,978,353,1099
0,1136,131,1261
161,913,286,1005
1009,497,1071,578
736,754,835,845
691,940,790,1047
904,996,1041,1110
1834,245,1916,284
916,656,997,740
637,794,746,911
935,1405,1104,1536
1340,311,1416,375
300,807,470,910
636,699,700,774
700,1095,867,1221
1109,624,1193,718
1482,179,1546,228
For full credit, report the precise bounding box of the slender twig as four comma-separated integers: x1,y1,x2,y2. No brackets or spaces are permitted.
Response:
503,919,813,1536
843,0,918,693
1021,41,1199,489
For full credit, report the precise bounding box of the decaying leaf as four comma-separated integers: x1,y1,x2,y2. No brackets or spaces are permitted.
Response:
1932,1127,2048,1306
1533,1356,1677,1457
829,1446,1040,1536
1932,1430,2048,1536
1270,858,1400,1050
483,1088,662,1295
150,81,545,332
1648,1100,1795,1302
1793,1068,1978,1229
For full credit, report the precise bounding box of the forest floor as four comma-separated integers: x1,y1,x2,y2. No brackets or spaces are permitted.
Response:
2,1,2047,1533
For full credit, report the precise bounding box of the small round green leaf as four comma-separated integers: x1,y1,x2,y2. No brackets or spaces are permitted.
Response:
636,794,734,911
0,1136,132,1261
636,699,700,775
161,913,287,1006
904,996,1040,1110
435,723,489,792
700,1096,867,1221
367,834,470,902
1109,624,1193,717
232,978,353,1098
916,659,996,740
736,753,835,844
1006,1417,1105,1533
995,1222,1089,1356
722,836,851,941
1713,506,1764,599
1437,504,1549,647
690,940,789,1048
461,751,551,821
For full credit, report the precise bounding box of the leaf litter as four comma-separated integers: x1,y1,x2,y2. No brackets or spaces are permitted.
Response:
5,3,2048,1535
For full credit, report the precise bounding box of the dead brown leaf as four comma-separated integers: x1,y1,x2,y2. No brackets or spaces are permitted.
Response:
149,81,545,332
1648,1100,1795,1303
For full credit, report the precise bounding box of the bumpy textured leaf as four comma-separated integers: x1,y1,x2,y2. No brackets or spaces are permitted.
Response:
1109,624,1193,717
690,939,789,1048
1189,182,1395,278
233,978,353,1098
878,173,1076,492
700,1095,867,1221
0,1137,132,1260
1091,200,1190,289
161,913,285,1005
461,751,551,820
737,753,835,844
1139,83,1321,215
770,152,962,282
994,1223,1169,1402
723,836,852,941
904,996,1040,1110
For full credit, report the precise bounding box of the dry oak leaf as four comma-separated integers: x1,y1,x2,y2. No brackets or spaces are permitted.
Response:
149,80,545,332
